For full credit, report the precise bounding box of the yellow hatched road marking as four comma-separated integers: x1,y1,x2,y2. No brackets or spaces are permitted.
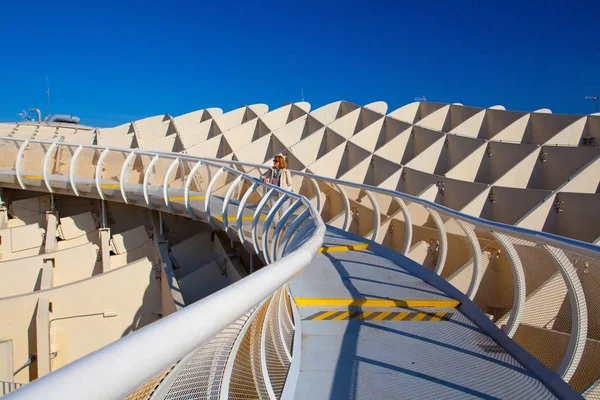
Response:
429,311,447,322
313,311,338,321
372,312,392,321
303,311,451,322
294,298,460,308
392,312,410,321
332,311,351,321
319,243,368,253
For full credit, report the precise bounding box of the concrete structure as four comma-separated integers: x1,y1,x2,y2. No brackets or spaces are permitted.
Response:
0,100,598,399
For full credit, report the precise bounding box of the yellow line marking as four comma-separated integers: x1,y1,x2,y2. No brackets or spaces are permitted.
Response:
303,311,453,322
100,183,120,189
412,313,427,321
372,311,392,321
332,311,351,321
359,311,374,320
313,311,337,321
319,243,368,253
23,175,43,179
392,312,410,321
294,298,460,308
168,195,205,201
429,311,447,322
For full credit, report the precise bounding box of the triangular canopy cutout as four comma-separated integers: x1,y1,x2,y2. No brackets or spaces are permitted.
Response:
448,110,485,138
400,125,445,165
264,135,289,164
544,117,587,146
281,149,306,172
433,135,486,176
273,117,308,149
216,136,234,158
414,102,446,124
442,105,481,133
374,126,413,165
353,107,385,136
310,101,344,125
479,109,527,140
305,143,346,178
336,101,360,119
479,186,551,226
523,113,582,145
206,119,222,140
186,135,223,158
287,128,327,166
214,107,250,133
388,102,420,124
415,105,450,132
492,113,530,143
202,108,223,121
243,106,259,124
526,146,600,190
582,115,600,146
288,103,310,124
260,105,292,133
232,134,272,165
395,167,439,198
300,114,325,141
435,177,488,211
474,142,538,185
317,128,347,160
335,141,372,179
327,108,361,139
363,154,403,187
252,118,272,142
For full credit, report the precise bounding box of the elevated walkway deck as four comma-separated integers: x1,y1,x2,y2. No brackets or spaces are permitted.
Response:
287,228,557,399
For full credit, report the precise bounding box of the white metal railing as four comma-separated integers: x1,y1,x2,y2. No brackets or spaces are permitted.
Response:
1,136,600,395
0,137,325,399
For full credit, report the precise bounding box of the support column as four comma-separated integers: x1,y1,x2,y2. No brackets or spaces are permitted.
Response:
45,212,58,253
35,297,51,378
99,228,111,273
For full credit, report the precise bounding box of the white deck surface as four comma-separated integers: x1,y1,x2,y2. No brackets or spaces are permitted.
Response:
288,229,557,400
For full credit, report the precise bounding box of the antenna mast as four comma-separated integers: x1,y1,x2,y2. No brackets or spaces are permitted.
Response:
46,76,51,117
301,89,304,102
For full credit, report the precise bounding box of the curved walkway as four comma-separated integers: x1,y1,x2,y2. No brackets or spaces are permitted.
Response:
287,227,557,399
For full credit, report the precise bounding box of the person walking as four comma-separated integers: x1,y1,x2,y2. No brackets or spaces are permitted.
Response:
262,155,294,224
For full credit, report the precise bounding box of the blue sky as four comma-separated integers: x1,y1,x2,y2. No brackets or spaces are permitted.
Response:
0,0,598,127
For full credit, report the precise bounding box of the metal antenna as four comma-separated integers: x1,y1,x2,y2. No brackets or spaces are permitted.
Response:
46,76,51,117
301,89,304,102
585,95,599,113
415,95,427,102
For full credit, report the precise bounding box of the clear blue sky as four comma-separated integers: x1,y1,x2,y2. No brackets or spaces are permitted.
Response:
0,0,598,127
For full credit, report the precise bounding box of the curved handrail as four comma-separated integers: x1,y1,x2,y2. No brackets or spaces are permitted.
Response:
1,136,599,390
1,138,325,400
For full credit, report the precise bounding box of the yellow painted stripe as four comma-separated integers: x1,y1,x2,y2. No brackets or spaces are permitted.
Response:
23,175,43,179
294,298,460,308
391,312,410,321
312,311,338,321
332,311,351,321
168,195,205,201
371,311,392,321
303,311,452,322
411,313,427,321
429,311,447,322
319,243,368,253
100,183,120,189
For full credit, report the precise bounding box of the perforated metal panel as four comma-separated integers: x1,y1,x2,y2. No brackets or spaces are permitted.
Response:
152,314,250,400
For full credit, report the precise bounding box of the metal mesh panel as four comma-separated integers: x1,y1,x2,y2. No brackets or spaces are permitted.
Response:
437,215,473,279
158,315,249,400
279,291,295,355
123,365,176,400
473,231,515,322
264,290,291,397
228,299,271,400
562,251,600,394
